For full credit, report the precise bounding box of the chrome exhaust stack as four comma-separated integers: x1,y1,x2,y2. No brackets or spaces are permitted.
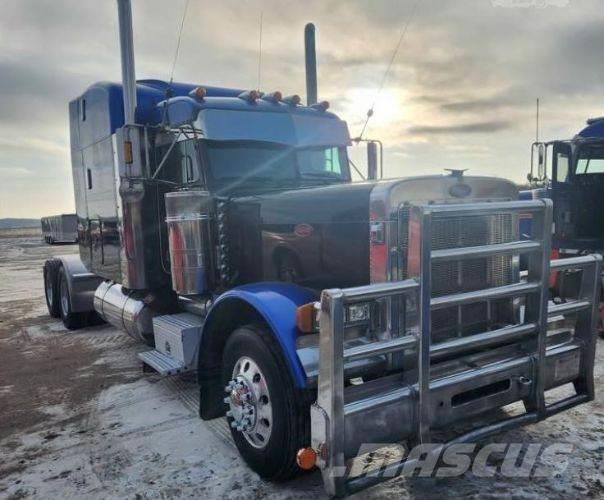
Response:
117,0,137,125
304,23,317,106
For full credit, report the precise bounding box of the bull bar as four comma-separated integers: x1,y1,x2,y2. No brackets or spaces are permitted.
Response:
310,199,601,496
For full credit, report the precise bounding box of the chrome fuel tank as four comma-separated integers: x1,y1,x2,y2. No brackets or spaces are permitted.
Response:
165,190,214,295
93,281,155,342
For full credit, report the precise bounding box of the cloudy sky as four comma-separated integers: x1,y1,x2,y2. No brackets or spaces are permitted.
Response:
1,0,603,218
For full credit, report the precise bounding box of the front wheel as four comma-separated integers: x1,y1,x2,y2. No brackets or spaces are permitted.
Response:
222,324,310,481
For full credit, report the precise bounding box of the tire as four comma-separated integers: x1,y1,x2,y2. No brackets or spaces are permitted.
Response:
43,260,61,318
58,266,86,330
222,324,310,481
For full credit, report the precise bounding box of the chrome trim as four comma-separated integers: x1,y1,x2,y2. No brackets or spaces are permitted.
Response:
311,199,602,497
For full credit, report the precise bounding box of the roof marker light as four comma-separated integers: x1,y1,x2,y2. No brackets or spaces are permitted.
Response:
238,90,262,102
282,94,301,106
261,91,283,103
310,100,329,111
189,87,207,100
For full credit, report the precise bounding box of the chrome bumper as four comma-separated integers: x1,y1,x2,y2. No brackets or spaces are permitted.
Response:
310,200,602,497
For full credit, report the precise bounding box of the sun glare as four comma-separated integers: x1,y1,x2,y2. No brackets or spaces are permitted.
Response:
343,87,406,131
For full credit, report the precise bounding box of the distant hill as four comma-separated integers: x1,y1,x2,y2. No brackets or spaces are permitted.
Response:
0,218,41,229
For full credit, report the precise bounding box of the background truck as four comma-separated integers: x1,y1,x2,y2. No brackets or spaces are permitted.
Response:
40,213,78,244
42,1,602,495
524,117,604,327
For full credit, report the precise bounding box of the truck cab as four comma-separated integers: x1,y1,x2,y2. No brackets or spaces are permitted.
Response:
41,4,603,495
526,117,604,255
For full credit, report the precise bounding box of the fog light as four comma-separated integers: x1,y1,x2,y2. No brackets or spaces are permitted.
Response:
346,302,371,323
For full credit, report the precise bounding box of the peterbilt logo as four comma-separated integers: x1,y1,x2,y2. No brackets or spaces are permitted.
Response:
449,183,472,198
294,223,314,237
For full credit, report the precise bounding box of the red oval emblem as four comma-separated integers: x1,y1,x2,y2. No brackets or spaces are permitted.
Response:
294,223,314,238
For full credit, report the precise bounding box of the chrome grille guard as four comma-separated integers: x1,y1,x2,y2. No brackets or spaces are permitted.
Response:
310,200,601,497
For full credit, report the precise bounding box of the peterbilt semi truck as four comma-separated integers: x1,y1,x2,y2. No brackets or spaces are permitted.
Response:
42,1,602,496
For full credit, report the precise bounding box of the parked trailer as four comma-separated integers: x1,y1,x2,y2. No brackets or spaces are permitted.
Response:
41,1,602,496
40,214,78,244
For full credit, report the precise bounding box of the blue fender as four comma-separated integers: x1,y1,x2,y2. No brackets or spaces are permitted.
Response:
202,282,318,388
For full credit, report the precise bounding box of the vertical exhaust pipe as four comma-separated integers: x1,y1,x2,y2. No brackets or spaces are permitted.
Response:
304,23,317,106
117,0,137,125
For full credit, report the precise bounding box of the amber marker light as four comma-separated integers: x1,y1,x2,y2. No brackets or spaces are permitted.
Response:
296,447,317,470
124,141,133,164
296,302,318,334
283,94,301,106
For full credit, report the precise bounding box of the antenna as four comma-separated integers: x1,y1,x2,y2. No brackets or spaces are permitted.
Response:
358,0,422,140
168,0,190,86
535,97,540,142
257,12,263,91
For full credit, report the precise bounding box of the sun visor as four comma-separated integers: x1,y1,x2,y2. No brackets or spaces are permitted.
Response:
195,109,350,147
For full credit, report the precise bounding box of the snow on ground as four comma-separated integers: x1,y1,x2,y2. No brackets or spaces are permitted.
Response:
0,232,602,499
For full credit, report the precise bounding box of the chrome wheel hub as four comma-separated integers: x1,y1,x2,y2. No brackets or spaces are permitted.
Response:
224,356,272,449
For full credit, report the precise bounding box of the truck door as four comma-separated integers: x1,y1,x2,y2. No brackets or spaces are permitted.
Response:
551,141,572,245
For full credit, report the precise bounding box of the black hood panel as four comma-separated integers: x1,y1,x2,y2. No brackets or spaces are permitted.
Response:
227,183,375,290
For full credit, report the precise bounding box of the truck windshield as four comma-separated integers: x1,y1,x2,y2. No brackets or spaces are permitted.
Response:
575,146,604,175
201,140,350,192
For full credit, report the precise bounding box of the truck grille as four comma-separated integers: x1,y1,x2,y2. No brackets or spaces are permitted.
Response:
399,210,518,342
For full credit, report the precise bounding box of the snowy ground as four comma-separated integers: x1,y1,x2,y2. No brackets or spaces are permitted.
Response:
0,231,602,499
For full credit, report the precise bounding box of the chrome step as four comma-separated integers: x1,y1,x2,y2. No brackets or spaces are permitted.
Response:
138,349,187,376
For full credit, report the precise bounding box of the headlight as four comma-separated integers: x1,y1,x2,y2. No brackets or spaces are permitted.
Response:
346,302,371,323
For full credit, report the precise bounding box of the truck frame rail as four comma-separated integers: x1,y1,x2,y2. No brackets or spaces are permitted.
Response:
310,200,601,497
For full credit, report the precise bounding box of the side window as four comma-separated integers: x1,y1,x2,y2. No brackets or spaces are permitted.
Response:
555,152,569,182
154,139,202,185
180,141,200,184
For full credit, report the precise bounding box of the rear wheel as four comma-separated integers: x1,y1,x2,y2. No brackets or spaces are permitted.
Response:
58,267,86,330
43,260,61,318
222,324,310,480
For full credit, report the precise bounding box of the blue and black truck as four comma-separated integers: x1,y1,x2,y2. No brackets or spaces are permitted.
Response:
523,117,604,329
42,1,602,496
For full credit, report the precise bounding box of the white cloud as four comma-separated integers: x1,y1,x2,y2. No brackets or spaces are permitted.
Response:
0,0,603,216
